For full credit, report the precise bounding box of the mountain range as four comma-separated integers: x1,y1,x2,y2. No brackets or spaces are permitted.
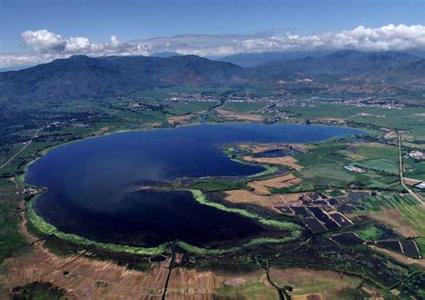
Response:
1,50,425,104
0,55,242,103
251,50,419,76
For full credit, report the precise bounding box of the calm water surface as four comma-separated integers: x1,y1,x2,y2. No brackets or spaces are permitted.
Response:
26,123,362,247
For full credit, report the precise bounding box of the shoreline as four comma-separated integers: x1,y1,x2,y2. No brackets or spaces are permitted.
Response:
21,121,363,257
26,187,302,256
22,120,365,185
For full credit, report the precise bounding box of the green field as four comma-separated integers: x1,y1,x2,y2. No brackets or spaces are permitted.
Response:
222,101,269,113
360,193,419,211
1,93,425,298
287,103,425,142
0,180,28,262
271,140,402,193
166,101,219,115
358,193,425,255
404,158,425,181
356,225,388,241
354,158,399,175
214,280,277,299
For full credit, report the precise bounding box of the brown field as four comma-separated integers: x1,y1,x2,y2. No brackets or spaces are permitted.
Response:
216,108,265,122
1,202,164,299
293,293,323,300
2,251,169,299
369,245,425,268
2,244,276,299
167,269,276,299
167,113,199,126
95,127,110,135
403,177,423,187
3,248,276,299
268,267,382,299
366,142,392,148
224,189,301,211
243,155,303,171
341,142,391,161
1,204,386,300
248,173,302,195
314,118,345,124
367,208,420,238
0,201,278,299
383,130,398,139
166,268,221,299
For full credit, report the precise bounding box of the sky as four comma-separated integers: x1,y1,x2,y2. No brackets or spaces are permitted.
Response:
1,0,425,68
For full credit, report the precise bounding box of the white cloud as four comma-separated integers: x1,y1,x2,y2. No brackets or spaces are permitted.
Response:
327,24,425,51
20,30,140,55
21,29,66,52
65,36,91,52
1,24,425,68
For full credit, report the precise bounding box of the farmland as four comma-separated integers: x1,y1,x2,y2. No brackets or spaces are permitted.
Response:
1,92,425,298
358,194,425,236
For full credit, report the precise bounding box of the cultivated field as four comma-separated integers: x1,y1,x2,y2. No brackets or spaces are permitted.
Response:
216,108,265,122
224,189,301,211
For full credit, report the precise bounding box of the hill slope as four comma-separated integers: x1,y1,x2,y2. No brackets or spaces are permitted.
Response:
1,51,424,106
0,55,242,102
250,50,419,76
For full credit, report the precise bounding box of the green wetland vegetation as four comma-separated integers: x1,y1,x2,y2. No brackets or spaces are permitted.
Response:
1,92,425,298
26,123,347,255
26,189,301,257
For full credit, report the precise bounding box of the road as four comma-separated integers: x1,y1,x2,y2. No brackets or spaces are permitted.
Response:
0,128,41,170
398,133,424,205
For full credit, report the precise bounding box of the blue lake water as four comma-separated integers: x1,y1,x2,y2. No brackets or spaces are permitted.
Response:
26,123,362,247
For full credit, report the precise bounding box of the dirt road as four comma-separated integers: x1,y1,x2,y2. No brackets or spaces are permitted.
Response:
0,128,41,170
398,133,424,205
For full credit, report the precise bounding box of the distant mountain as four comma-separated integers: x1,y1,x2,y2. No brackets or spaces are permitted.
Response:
405,49,425,59
150,52,182,58
251,50,419,76
0,66,33,72
389,59,425,78
1,51,424,106
0,55,242,102
217,50,331,67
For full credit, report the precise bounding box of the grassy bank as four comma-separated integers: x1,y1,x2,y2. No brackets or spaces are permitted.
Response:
27,191,301,257
190,189,301,233
26,199,167,256
177,236,300,256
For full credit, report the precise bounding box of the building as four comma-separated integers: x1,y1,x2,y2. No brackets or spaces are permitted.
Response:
407,150,425,161
415,182,425,190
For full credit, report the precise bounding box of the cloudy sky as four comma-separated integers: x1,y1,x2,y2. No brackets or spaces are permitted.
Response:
1,0,425,68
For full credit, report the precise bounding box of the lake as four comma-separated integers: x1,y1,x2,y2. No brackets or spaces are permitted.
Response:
26,123,362,247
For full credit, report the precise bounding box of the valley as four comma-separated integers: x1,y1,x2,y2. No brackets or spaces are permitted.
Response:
1,53,425,299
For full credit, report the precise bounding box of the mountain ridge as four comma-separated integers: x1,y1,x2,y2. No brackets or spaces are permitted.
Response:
0,54,242,102
1,50,424,104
